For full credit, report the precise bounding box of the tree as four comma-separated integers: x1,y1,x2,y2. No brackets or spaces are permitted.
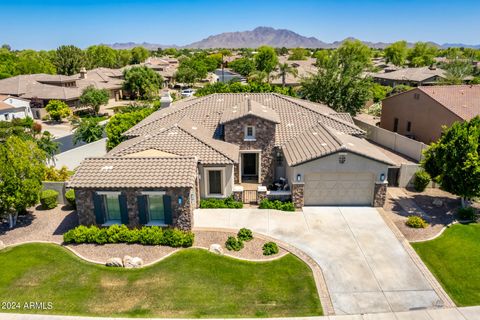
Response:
115,49,133,68
277,47,289,56
0,136,46,228
384,41,408,66
247,70,269,83
15,50,56,75
175,57,208,86
422,117,480,207
370,83,393,103
79,86,110,114
288,48,309,60
106,108,154,149
36,131,59,165
130,46,149,64
228,57,255,76
54,45,85,75
300,41,372,115
73,118,105,144
254,46,278,81
85,45,117,69
45,100,72,122
442,59,473,85
313,50,332,67
275,63,298,87
408,42,438,67
123,66,163,100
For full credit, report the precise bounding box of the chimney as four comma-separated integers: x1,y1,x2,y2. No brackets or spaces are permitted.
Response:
79,67,87,79
428,64,437,70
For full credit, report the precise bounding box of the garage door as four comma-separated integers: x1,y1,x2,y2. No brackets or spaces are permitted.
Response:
304,172,374,206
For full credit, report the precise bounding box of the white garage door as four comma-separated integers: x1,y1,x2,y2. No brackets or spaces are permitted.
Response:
304,172,374,206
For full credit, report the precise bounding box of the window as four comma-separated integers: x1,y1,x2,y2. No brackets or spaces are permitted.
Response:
407,121,412,132
104,194,121,223
276,152,283,166
244,125,255,140
339,154,346,164
147,195,165,223
393,118,399,132
4,114,9,120
208,170,222,195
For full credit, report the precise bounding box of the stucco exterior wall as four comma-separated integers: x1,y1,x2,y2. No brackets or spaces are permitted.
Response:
198,164,234,198
380,88,463,144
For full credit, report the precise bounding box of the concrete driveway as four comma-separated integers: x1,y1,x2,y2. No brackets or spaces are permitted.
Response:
194,207,443,315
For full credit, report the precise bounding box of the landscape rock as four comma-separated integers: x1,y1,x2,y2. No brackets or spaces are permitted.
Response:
0,241,4,250
209,243,224,255
105,257,123,267
123,255,144,268
432,199,443,207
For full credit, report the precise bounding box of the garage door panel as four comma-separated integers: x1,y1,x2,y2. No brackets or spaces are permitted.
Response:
304,173,374,206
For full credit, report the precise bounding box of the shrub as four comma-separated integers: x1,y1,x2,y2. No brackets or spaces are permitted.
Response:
262,242,279,256
413,170,431,192
457,207,477,221
200,196,243,209
40,189,59,209
237,228,253,241
65,189,76,208
259,199,295,211
62,225,194,247
44,166,71,182
406,215,428,228
225,236,244,251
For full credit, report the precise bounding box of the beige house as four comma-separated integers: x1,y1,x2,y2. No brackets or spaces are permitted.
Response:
68,93,395,230
380,85,480,144
371,66,446,87
271,56,318,86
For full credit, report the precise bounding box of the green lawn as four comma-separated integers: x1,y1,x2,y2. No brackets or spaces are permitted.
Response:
0,243,322,318
412,223,480,306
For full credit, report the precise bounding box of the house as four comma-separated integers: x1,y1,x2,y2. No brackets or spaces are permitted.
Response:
271,56,318,86
141,57,179,87
0,95,33,121
0,68,124,119
371,66,446,87
67,93,395,230
380,85,480,143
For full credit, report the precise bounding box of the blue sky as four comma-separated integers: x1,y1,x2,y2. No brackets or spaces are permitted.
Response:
1,0,479,50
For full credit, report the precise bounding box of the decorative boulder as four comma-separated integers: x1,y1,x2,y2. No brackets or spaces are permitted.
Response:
105,257,123,267
123,255,144,268
209,243,224,255
432,199,443,207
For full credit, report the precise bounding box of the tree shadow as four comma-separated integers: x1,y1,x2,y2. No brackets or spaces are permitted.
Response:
0,210,36,235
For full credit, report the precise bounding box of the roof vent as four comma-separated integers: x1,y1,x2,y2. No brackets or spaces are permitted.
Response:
321,143,327,147
100,166,113,172
312,132,318,135
247,98,252,112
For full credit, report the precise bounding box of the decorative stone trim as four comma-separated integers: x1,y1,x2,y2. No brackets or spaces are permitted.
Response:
292,182,305,208
232,185,244,202
373,181,387,207
257,186,267,203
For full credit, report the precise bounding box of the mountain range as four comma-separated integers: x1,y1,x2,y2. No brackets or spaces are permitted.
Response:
108,27,480,50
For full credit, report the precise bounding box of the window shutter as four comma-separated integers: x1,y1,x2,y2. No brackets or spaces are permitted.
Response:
118,193,129,225
93,192,105,225
137,195,148,225
163,195,173,225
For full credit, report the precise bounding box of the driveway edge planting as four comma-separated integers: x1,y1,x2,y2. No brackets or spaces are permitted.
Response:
377,208,456,308
194,226,336,316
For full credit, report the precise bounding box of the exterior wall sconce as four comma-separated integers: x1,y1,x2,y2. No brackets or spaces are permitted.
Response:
380,173,386,182
178,196,183,205
296,174,302,182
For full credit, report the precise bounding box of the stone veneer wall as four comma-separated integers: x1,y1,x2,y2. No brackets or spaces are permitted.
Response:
291,182,305,209
74,187,194,230
224,115,276,186
373,182,387,207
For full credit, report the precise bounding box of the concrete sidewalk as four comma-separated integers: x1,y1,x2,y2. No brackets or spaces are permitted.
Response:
2,306,480,320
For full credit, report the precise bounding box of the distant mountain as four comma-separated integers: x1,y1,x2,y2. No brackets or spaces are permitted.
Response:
105,27,480,49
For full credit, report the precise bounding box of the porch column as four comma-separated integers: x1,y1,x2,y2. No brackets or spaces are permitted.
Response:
292,182,305,209
257,186,267,204
373,181,388,207
233,185,244,202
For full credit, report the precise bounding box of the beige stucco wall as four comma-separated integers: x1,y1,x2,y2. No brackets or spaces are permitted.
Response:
380,88,463,144
286,152,390,184
198,164,234,198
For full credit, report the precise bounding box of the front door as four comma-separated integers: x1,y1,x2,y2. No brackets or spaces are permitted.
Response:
242,153,257,176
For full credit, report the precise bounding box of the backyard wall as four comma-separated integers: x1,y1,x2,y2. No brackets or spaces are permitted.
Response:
42,181,66,204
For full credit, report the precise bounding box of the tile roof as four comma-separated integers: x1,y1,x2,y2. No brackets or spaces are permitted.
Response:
67,157,198,189
372,67,445,82
220,98,281,124
125,93,364,146
418,85,480,120
108,117,239,164
283,122,395,167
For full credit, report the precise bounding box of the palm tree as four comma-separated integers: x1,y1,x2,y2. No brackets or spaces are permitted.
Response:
275,63,298,87
247,70,268,83
36,131,60,166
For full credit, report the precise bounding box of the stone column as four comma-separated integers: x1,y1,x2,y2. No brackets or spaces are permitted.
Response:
291,182,305,209
233,185,244,202
373,181,388,207
257,186,268,204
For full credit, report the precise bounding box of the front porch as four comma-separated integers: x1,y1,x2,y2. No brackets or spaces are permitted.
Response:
234,183,292,205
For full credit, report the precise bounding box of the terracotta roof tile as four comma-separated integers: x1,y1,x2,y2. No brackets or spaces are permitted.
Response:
220,98,280,124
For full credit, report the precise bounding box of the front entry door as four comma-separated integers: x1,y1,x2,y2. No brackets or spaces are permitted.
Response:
242,153,257,176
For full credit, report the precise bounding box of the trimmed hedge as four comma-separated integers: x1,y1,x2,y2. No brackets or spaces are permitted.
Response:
237,228,253,241
225,236,244,251
259,199,295,211
406,215,428,228
40,189,59,209
458,207,477,221
413,170,431,192
200,196,243,209
63,225,194,247
65,189,76,208
263,242,279,256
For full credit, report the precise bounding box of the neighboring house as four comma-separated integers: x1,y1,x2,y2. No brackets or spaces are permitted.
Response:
0,68,124,119
0,95,33,121
380,85,480,143
371,66,446,87
141,56,179,87
68,93,395,230
271,56,318,86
